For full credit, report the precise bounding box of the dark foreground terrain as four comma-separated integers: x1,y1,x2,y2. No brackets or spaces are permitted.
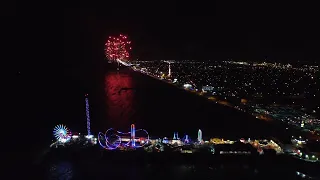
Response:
29,147,320,180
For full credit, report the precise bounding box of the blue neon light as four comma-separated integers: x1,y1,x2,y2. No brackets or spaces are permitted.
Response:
97,124,149,150
53,124,71,142
85,97,91,136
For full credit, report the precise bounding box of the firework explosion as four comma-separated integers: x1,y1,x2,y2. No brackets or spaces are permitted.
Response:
105,34,131,61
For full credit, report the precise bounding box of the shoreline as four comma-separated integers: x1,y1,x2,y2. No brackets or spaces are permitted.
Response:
131,67,294,142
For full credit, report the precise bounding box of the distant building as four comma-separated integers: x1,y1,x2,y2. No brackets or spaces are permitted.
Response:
210,138,234,144
202,85,214,92
197,129,203,143
183,83,192,89
170,139,183,146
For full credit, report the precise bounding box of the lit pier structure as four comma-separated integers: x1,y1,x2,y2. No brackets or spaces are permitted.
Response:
98,124,150,150
198,129,203,144
53,124,72,143
183,134,190,144
131,124,135,147
84,94,93,139
169,132,184,146
158,132,191,146
173,132,179,140
164,60,174,78
50,124,98,148
165,129,203,146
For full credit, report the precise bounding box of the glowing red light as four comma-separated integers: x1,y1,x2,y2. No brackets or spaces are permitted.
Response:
105,34,132,62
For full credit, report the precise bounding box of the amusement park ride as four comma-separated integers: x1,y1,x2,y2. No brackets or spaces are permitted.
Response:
52,93,203,149
97,124,150,150
52,94,151,150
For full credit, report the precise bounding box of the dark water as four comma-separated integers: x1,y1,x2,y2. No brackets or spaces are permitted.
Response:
97,67,285,139
42,160,264,180
41,160,287,180
37,150,319,180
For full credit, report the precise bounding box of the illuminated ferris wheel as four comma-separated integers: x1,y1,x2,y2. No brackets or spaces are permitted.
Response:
53,124,72,143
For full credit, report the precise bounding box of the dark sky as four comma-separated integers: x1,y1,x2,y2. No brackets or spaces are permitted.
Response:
10,1,318,78
60,2,319,63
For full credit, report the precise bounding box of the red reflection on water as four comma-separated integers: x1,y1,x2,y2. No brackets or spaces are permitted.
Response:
104,71,135,128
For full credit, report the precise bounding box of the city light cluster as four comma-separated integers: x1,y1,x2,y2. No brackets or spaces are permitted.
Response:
132,60,319,100
131,60,320,135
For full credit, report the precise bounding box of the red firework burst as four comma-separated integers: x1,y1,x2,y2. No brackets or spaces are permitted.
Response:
104,34,131,61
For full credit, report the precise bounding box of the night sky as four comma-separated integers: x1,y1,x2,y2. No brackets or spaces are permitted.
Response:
61,2,319,63
11,1,318,78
